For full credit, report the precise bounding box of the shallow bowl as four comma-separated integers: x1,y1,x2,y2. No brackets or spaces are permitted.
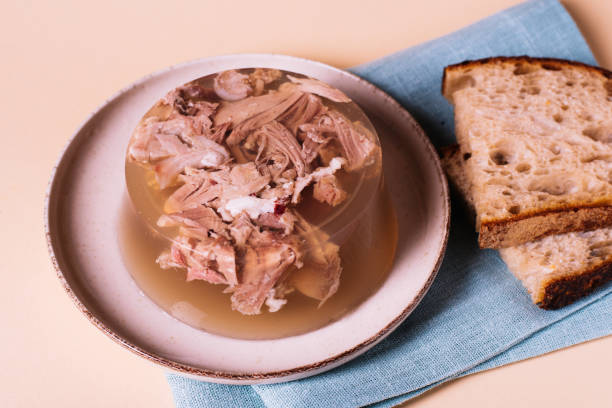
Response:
45,54,450,384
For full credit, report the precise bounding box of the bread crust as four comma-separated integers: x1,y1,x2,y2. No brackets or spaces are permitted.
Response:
538,260,612,309
479,205,612,248
442,56,612,101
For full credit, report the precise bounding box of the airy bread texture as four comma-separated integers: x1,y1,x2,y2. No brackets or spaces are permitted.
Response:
443,57,612,248
441,144,612,309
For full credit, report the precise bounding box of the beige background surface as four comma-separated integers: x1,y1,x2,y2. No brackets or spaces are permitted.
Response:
1,0,611,406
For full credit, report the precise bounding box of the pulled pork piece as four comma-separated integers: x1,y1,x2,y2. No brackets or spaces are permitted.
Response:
229,162,271,193
213,70,253,101
164,163,271,216
327,111,377,171
317,140,345,166
297,110,378,171
128,117,196,163
157,235,237,286
257,208,297,235
154,139,230,189
217,164,275,221
301,136,326,165
165,85,220,115
192,237,237,285
157,206,229,239
225,91,304,148
249,68,282,96
164,168,222,213
156,239,188,269
281,168,298,181
129,88,229,188
290,216,342,304
287,75,351,103
229,212,256,247
254,121,308,177
259,183,294,204
313,175,347,206
168,104,219,135
298,113,336,138
292,157,346,204
230,237,298,315
298,114,337,165
278,93,325,135
214,88,298,128
259,150,290,181
208,122,230,144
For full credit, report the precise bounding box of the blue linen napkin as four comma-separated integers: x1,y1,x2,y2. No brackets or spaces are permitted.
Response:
167,0,612,406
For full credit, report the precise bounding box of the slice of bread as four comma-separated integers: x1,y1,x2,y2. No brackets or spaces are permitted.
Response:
441,144,612,309
443,56,612,248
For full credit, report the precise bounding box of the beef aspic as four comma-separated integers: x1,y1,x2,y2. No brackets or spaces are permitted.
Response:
126,68,380,315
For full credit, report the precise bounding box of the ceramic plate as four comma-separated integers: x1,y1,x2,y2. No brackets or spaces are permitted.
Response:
45,54,449,384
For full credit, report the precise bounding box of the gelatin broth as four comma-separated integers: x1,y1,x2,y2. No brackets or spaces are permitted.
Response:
119,69,398,339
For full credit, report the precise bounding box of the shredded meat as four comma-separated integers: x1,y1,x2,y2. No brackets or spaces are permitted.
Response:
287,75,351,103
164,168,222,213
278,93,325,135
297,114,337,164
128,118,189,162
327,111,376,171
292,157,346,204
208,122,230,144
157,235,237,286
230,242,296,315
157,206,229,239
229,212,256,248
156,240,187,269
128,109,224,165
259,183,294,203
257,210,297,235
301,136,324,165
165,84,220,114
164,163,271,216
318,141,345,167
313,175,347,206
128,69,379,315
193,237,237,285
214,89,299,129
153,140,230,188
128,88,230,188
289,215,342,303
229,162,271,193
225,91,304,147
254,121,308,177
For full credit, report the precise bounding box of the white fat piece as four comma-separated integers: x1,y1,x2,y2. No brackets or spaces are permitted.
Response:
316,157,345,176
291,157,346,204
220,196,275,221
200,150,226,167
305,157,345,182
265,289,287,313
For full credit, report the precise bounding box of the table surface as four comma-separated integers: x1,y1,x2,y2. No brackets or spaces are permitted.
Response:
2,0,611,406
